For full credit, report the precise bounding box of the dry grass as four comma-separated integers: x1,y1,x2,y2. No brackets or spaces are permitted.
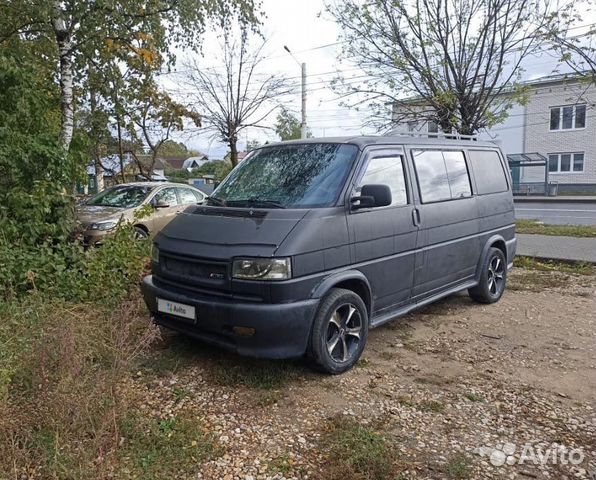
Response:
0,294,160,479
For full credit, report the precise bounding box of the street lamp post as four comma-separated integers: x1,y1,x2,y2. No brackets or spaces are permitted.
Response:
284,45,307,139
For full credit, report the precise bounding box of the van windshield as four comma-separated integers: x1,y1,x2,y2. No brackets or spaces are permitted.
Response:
211,143,358,208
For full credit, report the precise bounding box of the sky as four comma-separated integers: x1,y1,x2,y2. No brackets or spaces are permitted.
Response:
162,0,593,160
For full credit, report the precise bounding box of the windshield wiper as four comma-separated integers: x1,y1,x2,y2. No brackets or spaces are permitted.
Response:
206,196,226,206
230,199,286,209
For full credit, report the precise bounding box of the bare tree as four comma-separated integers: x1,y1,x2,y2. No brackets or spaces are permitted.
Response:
548,5,596,83
328,0,560,134
182,32,290,167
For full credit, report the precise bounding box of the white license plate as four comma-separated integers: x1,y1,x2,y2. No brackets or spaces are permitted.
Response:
157,298,196,321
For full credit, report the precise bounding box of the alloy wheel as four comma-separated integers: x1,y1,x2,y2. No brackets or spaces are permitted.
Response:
487,255,505,296
325,303,363,363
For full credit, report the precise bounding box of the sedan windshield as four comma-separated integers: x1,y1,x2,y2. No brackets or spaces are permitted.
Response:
86,185,152,208
211,143,358,208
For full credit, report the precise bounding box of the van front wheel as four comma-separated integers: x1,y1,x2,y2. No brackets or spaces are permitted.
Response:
308,288,369,374
469,247,507,303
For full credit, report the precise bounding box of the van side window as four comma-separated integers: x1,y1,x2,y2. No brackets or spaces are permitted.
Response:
412,150,471,203
468,150,509,194
358,156,408,205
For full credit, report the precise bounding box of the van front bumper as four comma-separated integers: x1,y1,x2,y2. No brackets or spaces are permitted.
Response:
141,275,319,359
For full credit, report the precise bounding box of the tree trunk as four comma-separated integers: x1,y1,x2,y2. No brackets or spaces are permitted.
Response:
229,138,238,167
116,114,126,183
89,75,104,192
53,15,74,152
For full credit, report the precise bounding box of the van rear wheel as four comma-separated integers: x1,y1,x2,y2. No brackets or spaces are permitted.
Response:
469,247,507,303
308,288,369,374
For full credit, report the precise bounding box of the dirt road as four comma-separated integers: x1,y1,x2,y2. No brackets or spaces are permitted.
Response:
123,267,595,479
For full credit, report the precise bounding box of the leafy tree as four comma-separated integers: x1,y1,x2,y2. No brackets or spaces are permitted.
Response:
183,30,291,167
275,108,303,140
0,41,74,244
548,5,596,82
328,0,560,134
157,140,192,157
0,0,261,154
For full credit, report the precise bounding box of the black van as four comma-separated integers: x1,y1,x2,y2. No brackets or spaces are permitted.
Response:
141,135,516,373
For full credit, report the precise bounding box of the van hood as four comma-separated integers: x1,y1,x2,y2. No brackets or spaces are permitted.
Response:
76,204,126,226
156,206,308,258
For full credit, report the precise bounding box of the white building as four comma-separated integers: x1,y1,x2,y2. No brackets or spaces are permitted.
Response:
392,74,596,194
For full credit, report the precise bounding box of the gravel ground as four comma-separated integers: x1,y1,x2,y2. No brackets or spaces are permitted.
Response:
122,268,595,480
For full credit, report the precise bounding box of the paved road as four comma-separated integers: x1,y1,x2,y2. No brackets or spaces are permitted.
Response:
515,200,596,226
517,233,596,263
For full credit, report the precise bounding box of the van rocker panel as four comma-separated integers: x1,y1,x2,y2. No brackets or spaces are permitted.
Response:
142,275,319,359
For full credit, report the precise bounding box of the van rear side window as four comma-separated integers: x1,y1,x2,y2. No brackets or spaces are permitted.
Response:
468,150,509,194
412,150,471,203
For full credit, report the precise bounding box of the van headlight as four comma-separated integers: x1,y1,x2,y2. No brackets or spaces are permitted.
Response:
232,257,292,280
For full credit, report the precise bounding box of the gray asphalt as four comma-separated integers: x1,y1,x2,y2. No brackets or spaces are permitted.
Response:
514,200,596,226
517,233,596,263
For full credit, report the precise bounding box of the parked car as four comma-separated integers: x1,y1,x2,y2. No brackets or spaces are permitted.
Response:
76,182,206,247
141,136,516,373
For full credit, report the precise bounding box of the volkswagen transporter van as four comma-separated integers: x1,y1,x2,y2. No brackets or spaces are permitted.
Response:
141,135,516,373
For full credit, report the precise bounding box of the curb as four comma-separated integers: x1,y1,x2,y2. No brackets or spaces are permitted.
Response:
514,197,596,204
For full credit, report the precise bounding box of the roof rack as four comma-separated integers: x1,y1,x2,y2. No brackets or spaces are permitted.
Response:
382,129,478,140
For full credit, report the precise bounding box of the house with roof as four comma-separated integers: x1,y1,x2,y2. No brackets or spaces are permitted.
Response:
162,153,209,172
391,73,595,195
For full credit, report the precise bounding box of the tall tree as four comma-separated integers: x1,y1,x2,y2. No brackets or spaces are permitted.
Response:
183,32,291,167
328,0,560,134
275,108,312,140
0,0,260,153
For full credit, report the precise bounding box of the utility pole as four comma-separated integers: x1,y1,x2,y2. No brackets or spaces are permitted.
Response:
300,62,307,139
284,45,307,139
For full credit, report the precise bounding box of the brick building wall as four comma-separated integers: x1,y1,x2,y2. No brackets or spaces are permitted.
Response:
523,80,596,189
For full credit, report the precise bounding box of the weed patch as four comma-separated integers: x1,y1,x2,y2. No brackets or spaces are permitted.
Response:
516,220,595,238
116,412,219,478
320,415,397,480
514,256,595,276
444,453,472,479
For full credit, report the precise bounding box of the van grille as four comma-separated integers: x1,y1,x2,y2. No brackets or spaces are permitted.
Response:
163,256,227,280
159,252,229,291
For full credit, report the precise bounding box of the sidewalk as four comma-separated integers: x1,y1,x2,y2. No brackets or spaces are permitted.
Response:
517,234,596,263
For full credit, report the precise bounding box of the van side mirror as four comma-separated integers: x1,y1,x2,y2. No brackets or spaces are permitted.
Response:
351,184,392,210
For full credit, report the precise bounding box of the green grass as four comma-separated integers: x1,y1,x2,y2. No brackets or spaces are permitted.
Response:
514,256,595,276
268,454,294,475
444,454,472,479
516,220,595,237
464,392,484,402
209,357,298,390
320,416,397,480
117,413,220,478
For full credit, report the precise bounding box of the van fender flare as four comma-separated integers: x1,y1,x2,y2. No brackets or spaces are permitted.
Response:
310,270,373,314
475,234,507,282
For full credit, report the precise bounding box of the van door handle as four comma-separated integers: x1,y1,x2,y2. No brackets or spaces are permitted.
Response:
412,208,421,226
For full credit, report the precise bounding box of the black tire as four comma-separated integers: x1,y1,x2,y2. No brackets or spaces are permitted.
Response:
134,226,149,240
308,288,369,374
469,247,507,304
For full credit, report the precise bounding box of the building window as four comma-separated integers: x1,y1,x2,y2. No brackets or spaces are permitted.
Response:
549,104,586,130
548,152,584,173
